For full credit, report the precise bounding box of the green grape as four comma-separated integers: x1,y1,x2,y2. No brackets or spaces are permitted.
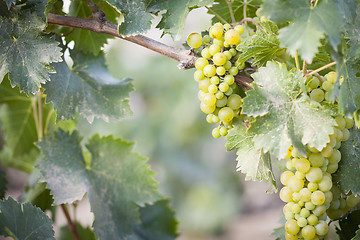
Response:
215,91,224,99
308,153,325,167
223,51,232,60
313,205,326,217
339,198,346,209
212,115,220,123
219,82,230,92
300,208,310,218
286,160,295,170
305,201,316,211
210,76,220,85
224,75,235,85
334,128,343,142
224,60,232,69
200,102,215,114
301,225,316,239
346,194,360,208
311,190,326,205
224,87,233,96
223,23,231,31
324,190,333,205
342,128,350,141
237,62,245,70
227,94,242,110
288,176,304,192
295,171,305,179
295,158,311,173
209,23,224,39
212,127,221,138
195,58,209,70
291,203,301,214
203,64,216,77
318,176,332,192
229,66,239,76
307,214,318,226
308,77,320,89
285,212,295,220
285,219,300,235
224,29,241,45
216,66,226,76
229,48,237,56
335,115,346,129
219,126,228,136
310,88,325,102
321,144,333,158
292,192,301,202
329,199,340,209
203,93,217,106
216,96,228,108
218,107,234,122
209,44,221,56
299,188,312,202
315,221,328,236
306,168,323,183
208,84,218,94
213,38,224,47
329,134,337,148
345,117,354,129
281,171,295,186
322,81,333,92
234,25,245,35
198,90,206,101
326,163,338,174
198,78,211,92
201,48,211,59
206,114,213,123
187,33,202,49
213,52,227,66
193,70,205,81
326,71,336,83
203,35,211,43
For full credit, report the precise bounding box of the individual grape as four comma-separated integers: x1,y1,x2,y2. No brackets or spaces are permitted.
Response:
335,115,346,129
285,233,297,240
308,182,319,192
301,225,316,239
310,88,325,102
224,75,235,85
203,35,211,43
198,78,211,92
187,33,202,49
305,201,316,211
329,199,340,209
201,48,211,59
193,70,205,81
311,190,326,205
307,214,318,226
339,198,346,209
224,29,241,45
209,44,221,56
219,82,229,92
286,160,295,170
234,25,245,35
334,128,343,142
326,71,336,83
200,102,215,114
288,176,304,192
300,208,310,218
203,64,216,77
224,87,233,96
315,221,328,236
324,191,333,205
285,212,295,220
195,58,209,70
229,48,237,56
213,52,227,66
292,192,301,202
308,153,325,167
208,84,218,94
295,158,311,173
216,66,226,76
210,76,220,85
223,23,231,30
209,23,224,39
345,117,354,129
206,114,213,123
306,168,323,183
223,51,232,60
219,126,228,136
227,94,242,110
218,107,234,122
203,93,217,106
216,96,228,108
291,203,301,214
326,163,338,174
346,194,360,208
215,91,224,99
229,66,239,76
224,60,232,69
297,217,307,227
213,38,224,47
300,188,312,202
313,205,326,216
285,219,300,235
212,115,220,123
308,77,320,89
321,144,333,158
322,81,333,92
281,171,295,186
318,176,332,192
341,128,350,141
212,127,221,138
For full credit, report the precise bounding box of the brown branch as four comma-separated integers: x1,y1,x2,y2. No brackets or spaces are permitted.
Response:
47,13,197,69
239,17,262,29
61,204,81,240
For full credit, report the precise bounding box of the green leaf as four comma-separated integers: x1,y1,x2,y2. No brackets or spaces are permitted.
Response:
0,13,62,94
43,51,133,123
262,0,344,63
333,127,360,195
65,0,119,55
148,0,213,39
271,217,286,240
236,19,283,67
0,168,6,199
0,75,39,173
208,0,262,24
242,61,336,158
337,209,360,240
130,199,178,240
0,197,55,240
225,119,277,193
106,0,152,36
58,222,97,240
353,228,360,240
37,129,161,239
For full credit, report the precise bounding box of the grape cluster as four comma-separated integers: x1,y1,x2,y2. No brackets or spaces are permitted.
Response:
279,72,360,240
187,23,245,138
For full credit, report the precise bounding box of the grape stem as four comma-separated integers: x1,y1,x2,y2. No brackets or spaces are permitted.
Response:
227,0,236,24
61,204,81,240
302,60,307,77
305,61,337,77
47,14,197,69
294,50,300,70
239,18,262,29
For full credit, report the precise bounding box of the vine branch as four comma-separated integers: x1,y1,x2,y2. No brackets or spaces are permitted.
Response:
61,204,81,240
239,17,262,29
305,61,337,78
47,14,197,69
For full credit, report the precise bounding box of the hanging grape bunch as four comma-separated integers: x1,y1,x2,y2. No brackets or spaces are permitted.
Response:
187,22,245,139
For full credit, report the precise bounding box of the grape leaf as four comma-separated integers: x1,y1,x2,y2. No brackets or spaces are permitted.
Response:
130,199,178,240
0,167,6,199
236,19,283,67
58,222,97,240
0,0,11,17
225,119,277,193
148,0,213,39
262,0,344,63
0,13,62,95
337,209,360,240
0,75,39,173
333,127,360,195
106,0,152,36
65,0,119,55
208,0,262,24
353,228,360,240
271,225,285,240
0,197,55,240
43,51,133,123
37,129,161,239
242,61,336,159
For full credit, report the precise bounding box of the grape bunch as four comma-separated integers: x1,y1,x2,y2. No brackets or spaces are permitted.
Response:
187,22,245,138
279,72,360,240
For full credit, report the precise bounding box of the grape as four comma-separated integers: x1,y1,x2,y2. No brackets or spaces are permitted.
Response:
324,190,333,205
308,153,325,167
198,90,206,101
306,168,323,183
212,115,220,123
229,48,237,56
305,201,316,211
326,71,336,83
224,87,233,96
224,75,235,85
201,48,211,59
321,144,333,158
224,29,241,45
329,199,340,209
295,158,311,173
209,44,221,56
203,64,216,77
334,128,343,142
193,70,205,81
203,93,217,106
209,23,224,39
224,60,232,69
210,76,220,85
219,82,230,92
229,66,239,76
215,91,224,99
300,208,310,218
326,163,338,174
292,192,301,202
285,233,297,240
315,221,328,236
219,126,228,136
345,117,354,129
301,225,316,239
227,94,242,110
216,66,226,76
308,182,319,192
322,81,333,92
297,217,307,227
308,77,320,89
208,84,218,94
310,88,325,102
195,58,209,70
311,190,326,205
223,23,231,30
342,128,350,141
213,52,227,66
285,219,300,235
286,160,295,170
346,194,360,208
335,115,346,129
281,171,295,186
291,203,301,214
299,188,311,202
288,176,304,192
307,214,318,226
203,35,211,43
198,78,211,92
212,127,221,138
187,33,202,49
216,97,228,108
200,102,215,114
213,38,224,47
206,114,213,123
218,107,234,122
318,176,332,192
313,205,326,216
234,25,245,35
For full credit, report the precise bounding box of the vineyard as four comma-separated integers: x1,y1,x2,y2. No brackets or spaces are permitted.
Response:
1,0,360,239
